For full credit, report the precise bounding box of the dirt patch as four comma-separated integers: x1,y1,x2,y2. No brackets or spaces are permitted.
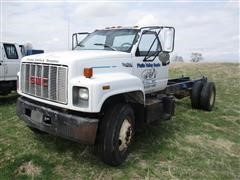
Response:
185,135,206,145
138,159,148,169
202,122,237,135
222,115,240,123
203,122,225,131
185,135,240,157
211,139,240,156
15,161,41,177
54,165,64,176
179,146,195,154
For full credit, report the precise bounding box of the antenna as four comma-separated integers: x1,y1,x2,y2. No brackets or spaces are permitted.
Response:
67,16,70,50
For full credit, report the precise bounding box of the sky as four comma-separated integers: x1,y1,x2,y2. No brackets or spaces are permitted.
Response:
1,0,239,62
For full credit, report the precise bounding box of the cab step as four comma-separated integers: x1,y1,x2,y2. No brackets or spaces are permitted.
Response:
145,95,175,123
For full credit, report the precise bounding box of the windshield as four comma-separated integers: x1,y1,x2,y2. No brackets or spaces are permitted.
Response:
74,29,139,52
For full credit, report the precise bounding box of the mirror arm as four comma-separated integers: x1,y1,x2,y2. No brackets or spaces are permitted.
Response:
143,28,162,61
135,47,140,56
72,32,90,50
72,33,76,50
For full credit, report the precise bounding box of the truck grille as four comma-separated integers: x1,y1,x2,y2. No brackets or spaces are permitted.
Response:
20,63,68,104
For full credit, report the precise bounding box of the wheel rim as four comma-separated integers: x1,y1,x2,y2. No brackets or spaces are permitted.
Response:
118,118,133,152
210,91,215,106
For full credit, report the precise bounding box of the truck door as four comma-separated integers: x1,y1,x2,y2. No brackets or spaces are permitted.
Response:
133,30,169,93
2,43,21,81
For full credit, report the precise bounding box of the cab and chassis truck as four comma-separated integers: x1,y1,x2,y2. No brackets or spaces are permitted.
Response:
16,26,216,166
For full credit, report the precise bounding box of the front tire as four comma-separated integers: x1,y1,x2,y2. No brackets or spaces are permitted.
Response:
95,103,135,166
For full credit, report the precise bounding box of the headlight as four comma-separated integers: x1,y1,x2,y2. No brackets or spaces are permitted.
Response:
79,88,89,100
73,87,89,107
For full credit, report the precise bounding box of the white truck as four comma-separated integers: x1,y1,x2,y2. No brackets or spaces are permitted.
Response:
16,26,216,166
0,42,22,95
0,42,44,95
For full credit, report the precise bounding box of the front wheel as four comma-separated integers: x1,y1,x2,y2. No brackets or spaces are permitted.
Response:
95,103,135,166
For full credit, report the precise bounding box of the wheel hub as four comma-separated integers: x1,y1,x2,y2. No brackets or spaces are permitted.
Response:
210,91,214,106
119,119,132,152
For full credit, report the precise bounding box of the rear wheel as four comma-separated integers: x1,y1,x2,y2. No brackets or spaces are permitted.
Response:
200,82,216,111
191,81,204,109
95,103,135,166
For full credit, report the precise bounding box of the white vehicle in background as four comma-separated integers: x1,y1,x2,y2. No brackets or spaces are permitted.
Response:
0,42,22,95
0,42,44,95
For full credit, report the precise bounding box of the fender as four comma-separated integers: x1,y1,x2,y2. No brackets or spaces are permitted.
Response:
90,73,145,112
70,72,145,112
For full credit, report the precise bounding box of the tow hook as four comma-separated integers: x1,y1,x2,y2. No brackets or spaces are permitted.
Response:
43,115,51,125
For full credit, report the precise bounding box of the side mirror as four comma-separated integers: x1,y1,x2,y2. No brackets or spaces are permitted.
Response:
159,27,175,52
158,52,170,66
72,32,89,50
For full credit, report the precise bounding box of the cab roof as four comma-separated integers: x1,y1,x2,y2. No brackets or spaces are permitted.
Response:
98,26,174,31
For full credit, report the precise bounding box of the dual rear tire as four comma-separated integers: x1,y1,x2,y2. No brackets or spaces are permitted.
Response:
191,81,216,111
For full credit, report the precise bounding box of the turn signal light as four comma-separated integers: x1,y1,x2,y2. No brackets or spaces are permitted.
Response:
84,68,93,78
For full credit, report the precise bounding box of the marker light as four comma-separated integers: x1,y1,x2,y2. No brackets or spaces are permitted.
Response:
84,68,93,78
102,85,110,90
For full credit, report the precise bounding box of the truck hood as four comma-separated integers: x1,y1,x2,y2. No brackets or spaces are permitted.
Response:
21,50,131,66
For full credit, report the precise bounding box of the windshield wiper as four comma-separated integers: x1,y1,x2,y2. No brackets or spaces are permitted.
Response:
93,43,117,51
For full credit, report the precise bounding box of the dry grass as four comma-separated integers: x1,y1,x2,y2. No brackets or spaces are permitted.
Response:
185,135,239,157
0,63,239,179
15,161,41,177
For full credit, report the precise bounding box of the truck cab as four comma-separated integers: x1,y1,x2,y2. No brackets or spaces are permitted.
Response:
0,42,22,95
17,26,215,166
71,26,174,94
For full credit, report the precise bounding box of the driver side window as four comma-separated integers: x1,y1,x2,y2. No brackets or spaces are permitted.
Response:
112,34,135,52
137,33,161,56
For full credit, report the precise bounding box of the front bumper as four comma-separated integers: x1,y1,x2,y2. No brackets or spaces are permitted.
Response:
16,97,99,144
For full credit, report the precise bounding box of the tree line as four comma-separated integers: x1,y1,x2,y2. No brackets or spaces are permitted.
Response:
171,52,203,63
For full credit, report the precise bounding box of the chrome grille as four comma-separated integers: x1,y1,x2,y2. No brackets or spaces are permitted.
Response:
21,63,68,104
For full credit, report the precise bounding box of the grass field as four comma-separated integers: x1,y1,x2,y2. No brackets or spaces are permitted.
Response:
0,63,239,179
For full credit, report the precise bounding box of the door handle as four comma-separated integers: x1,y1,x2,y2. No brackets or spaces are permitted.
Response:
0,61,3,66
